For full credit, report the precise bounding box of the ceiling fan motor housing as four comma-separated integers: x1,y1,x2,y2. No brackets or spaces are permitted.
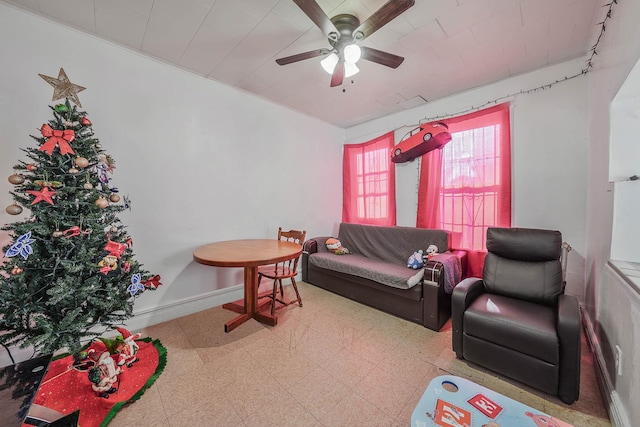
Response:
328,14,361,51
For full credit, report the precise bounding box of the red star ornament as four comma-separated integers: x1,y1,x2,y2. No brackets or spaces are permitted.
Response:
27,187,56,205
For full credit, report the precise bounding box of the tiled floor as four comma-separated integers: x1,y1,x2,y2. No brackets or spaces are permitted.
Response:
111,281,611,426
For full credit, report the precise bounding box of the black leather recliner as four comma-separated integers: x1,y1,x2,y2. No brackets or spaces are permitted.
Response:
452,227,581,404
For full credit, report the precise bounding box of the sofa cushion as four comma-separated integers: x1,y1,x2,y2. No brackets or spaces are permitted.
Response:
463,293,559,364
308,252,424,290
337,223,450,265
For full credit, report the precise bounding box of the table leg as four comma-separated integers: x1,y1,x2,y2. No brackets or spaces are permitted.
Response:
224,313,250,333
223,266,278,332
249,267,277,326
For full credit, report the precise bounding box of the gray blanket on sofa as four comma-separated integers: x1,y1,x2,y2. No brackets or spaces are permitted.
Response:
308,252,425,290
307,223,458,291
337,223,450,265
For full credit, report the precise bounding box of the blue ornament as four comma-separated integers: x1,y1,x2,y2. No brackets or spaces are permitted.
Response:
127,273,145,296
5,232,36,260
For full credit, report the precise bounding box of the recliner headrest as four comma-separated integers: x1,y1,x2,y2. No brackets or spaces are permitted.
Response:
486,227,562,261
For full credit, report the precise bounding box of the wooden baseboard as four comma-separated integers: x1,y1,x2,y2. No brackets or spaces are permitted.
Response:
582,308,631,427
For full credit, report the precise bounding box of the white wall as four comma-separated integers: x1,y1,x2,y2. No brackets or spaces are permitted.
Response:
346,59,589,299
0,4,344,346
584,0,640,425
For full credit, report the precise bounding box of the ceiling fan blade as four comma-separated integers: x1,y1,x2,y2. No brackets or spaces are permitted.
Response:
293,0,339,38
360,46,404,68
276,49,329,65
353,0,415,40
330,61,345,87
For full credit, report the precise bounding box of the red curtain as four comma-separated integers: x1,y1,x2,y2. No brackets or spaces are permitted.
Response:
343,131,396,225
417,103,511,277
416,148,443,229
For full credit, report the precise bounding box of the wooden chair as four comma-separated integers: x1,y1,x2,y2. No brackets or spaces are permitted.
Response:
258,228,306,315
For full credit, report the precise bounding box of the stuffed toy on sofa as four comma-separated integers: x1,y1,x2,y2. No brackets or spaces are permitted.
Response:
407,250,425,269
325,238,350,255
425,244,439,260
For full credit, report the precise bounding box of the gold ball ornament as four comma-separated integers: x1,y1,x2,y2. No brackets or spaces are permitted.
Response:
84,182,94,190
74,157,89,168
52,230,63,238
8,174,25,185
110,225,119,232
109,194,120,203
95,197,109,209
6,204,23,215
69,167,79,174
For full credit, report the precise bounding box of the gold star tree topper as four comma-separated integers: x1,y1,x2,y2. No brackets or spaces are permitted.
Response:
39,68,86,107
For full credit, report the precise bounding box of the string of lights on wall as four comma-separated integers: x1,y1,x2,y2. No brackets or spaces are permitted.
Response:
411,0,619,193
410,0,618,127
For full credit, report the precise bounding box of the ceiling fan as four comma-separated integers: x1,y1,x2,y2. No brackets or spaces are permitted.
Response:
276,0,415,87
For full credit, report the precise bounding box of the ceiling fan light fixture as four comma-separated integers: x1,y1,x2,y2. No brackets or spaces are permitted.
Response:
344,62,359,78
276,0,414,87
344,44,362,64
321,52,339,74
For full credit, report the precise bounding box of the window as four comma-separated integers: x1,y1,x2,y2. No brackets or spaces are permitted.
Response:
417,103,511,275
440,111,511,250
343,131,396,225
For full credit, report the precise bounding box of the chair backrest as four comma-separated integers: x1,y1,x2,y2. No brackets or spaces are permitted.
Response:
482,227,563,306
278,227,306,245
277,228,306,273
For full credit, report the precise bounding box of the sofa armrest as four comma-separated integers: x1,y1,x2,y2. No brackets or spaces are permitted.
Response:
451,250,468,279
451,278,485,357
302,236,333,282
423,259,444,284
303,236,334,254
303,239,317,255
421,249,467,331
422,260,447,331
557,294,581,404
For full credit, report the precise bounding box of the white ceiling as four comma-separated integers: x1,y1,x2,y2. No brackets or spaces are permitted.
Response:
2,0,603,128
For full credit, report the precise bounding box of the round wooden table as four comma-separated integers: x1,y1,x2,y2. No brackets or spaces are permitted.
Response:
193,239,302,332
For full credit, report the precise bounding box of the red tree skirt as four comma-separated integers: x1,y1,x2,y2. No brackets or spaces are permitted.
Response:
29,338,167,427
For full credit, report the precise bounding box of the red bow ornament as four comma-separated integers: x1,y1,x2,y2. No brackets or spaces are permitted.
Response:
39,124,75,156
142,275,162,290
104,238,127,259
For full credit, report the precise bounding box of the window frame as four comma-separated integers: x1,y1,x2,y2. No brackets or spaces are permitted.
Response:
342,131,396,225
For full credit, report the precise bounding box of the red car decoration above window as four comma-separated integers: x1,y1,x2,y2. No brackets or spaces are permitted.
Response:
391,121,452,163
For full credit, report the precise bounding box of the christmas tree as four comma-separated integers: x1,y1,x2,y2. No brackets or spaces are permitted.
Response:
1,69,161,356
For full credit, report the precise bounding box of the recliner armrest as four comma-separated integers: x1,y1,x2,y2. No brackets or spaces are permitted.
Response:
451,278,485,357
557,294,581,404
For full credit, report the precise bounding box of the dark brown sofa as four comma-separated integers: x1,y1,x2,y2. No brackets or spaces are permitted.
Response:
302,223,467,331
